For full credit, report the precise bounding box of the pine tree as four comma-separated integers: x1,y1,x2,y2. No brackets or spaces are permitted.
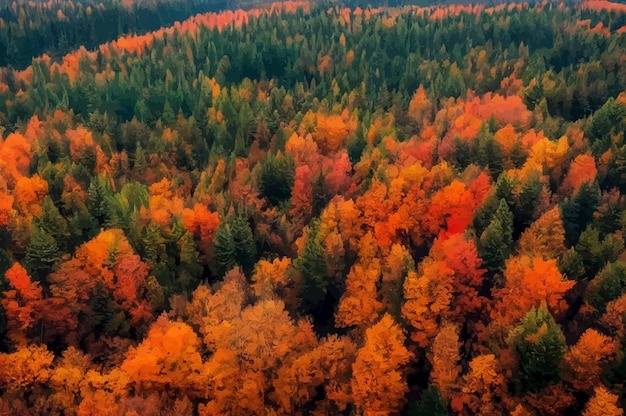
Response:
231,213,257,274
87,175,114,225
210,223,236,279
39,196,70,250
260,151,295,206
294,224,328,314
408,386,449,416
561,181,601,246
479,199,514,274
508,304,566,392
24,225,61,282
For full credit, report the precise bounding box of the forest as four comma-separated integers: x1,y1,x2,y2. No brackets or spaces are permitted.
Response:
1,0,626,414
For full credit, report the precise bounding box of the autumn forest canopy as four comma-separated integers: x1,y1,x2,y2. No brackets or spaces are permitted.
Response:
3,0,626,414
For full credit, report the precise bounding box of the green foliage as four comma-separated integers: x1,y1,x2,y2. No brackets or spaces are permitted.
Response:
575,226,624,279
260,152,295,206
210,223,237,280
508,304,567,393
408,386,449,416
87,175,115,225
561,181,602,246
39,196,70,250
24,225,61,282
230,213,257,274
585,261,626,314
294,223,328,315
478,199,513,274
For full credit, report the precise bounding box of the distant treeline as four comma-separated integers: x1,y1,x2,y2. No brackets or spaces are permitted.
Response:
0,0,271,69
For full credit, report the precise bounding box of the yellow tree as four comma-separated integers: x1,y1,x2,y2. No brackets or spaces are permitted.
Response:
518,207,566,261
402,260,454,348
562,329,616,392
121,314,209,398
429,323,461,400
351,314,412,415
583,386,623,416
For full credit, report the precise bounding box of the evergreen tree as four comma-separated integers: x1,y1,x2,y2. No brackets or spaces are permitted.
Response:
39,196,70,250
561,182,601,245
260,152,295,206
24,225,61,282
294,223,328,315
478,199,514,274
408,386,449,416
508,304,566,393
230,213,257,274
87,175,114,225
210,223,236,279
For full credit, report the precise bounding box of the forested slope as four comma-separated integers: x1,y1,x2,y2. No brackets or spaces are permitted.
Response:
0,0,626,414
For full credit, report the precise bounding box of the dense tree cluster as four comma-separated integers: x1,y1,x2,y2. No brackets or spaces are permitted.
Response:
1,0,626,414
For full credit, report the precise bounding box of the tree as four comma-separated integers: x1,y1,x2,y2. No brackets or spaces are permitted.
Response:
209,222,236,279
518,207,566,261
429,323,461,400
492,256,574,326
561,181,601,245
294,224,328,315
583,386,624,416
409,386,449,416
508,304,567,392
585,261,626,314
351,314,412,414
24,224,60,282
478,198,513,274
260,151,295,206
562,329,615,392
121,314,209,398
1,263,44,344
230,213,256,274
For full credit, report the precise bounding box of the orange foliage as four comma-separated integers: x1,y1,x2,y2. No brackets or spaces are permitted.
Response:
0,132,32,186
144,178,184,227
560,154,598,194
2,263,44,344
182,203,220,257
65,127,95,163
13,174,48,217
251,257,292,299
48,229,153,334
314,111,354,153
460,354,507,415
518,207,567,261
562,329,615,392
581,0,626,13
402,261,454,347
272,335,356,413
494,124,519,155
431,233,487,319
0,344,54,391
351,314,412,414
491,256,575,326
336,259,383,328
408,85,432,127
583,385,624,416
122,314,208,397
429,323,461,399
0,191,14,227
201,300,316,415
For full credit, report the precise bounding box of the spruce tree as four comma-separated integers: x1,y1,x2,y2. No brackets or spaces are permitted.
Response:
231,213,257,274
294,223,328,314
210,223,236,279
25,225,60,282
508,304,566,392
478,199,514,274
